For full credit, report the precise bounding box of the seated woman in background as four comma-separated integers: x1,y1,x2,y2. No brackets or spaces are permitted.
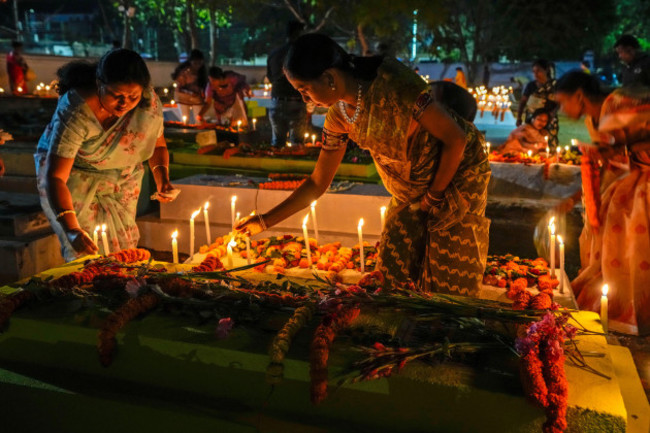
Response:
171,49,207,123
499,108,549,154
198,66,249,127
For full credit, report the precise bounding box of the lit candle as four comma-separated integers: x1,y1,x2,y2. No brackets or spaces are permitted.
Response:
486,142,491,154
203,201,211,244
245,235,251,265
164,88,169,95
358,218,365,274
549,217,556,278
571,138,577,148
171,230,179,263
101,224,110,256
227,236,235,268
252,118,257,131
190,208,200,257
564,145,570,153
237,120,242,132
380,206,387,229
304,132,309,145
601,284,609,333
558,235,565,294
170,99,175,105
556,146,561,164
93,225,100,250
182,115,188,124
546,146,550,154
286,141,292,148
310,201,319,243
527,150,533,158
173,82,177,88
17,86,23,93
311,134,316,145
302,214,312,269
230,196,237,231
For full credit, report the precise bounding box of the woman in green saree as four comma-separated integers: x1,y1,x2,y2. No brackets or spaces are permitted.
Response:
237,34,490,295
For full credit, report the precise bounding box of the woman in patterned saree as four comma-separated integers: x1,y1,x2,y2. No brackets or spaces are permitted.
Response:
36,49,176,261
237,34,491,295
556,73,650,334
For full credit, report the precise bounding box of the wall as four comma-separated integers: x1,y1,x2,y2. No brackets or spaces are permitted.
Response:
0,52,267,90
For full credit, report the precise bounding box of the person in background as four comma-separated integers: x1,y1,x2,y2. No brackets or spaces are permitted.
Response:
614,34,650,87
7,40,29,95
267,21,307,147
0,130,13,176
171,49,208,123
554,71,650,334
35,49,176,261
517,59,558,148
499,108,549,154
237,34,490,295
199,66,249,127
454,67,467,89
482,64,490,88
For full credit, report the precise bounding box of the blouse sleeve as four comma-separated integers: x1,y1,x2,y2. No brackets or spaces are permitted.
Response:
322,106,350,151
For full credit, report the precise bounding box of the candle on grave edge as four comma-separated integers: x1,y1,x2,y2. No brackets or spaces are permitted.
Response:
203,202,211,245
231,196,237,232
227,236,236,269
380,206,387,229
101,224,110,256
93,225,100,250
171,230,179,264
252,118,257,131
310,201,319,243
302,214,312,269
601,284,609,334
358,218,365,274
190,208,200,257
549,217,556,278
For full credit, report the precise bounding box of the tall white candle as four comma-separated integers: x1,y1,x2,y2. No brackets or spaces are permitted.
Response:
380,206,387,229
311,134,316,145
190,208,200,257
358,218,365,274
231,195,237,231
486,142,491,154
171,230,179,264
237,120,242,132
227,237,235,268
302,214,312,269
245,236,251,265
93,225,100,250
310,201,319,243
252,118,257,131
182,115,188,124
203,201,211,244
558,235,565,293
549,217,556,278
601,284,609,333
101,224,110,256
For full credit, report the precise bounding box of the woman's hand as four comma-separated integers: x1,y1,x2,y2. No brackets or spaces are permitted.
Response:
156,179,176,203
65,228,99,256
235,214,266,236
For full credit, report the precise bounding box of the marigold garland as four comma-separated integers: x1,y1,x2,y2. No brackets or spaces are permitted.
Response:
108,248,151,263
191,255,223,272
97,292,160,367
267,304,316,385
310,306,360,404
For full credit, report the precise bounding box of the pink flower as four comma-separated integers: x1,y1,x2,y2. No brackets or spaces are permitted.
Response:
216,317,234,339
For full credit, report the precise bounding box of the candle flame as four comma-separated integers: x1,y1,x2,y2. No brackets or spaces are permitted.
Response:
191,209,200,220
172,229,178,239
380,205,386,215
602,284,609,297
101,223,107,232
571,139,577,146
252,118,257,123
231,195,237,204
310,200,317,209
304,133,309,138
95,225,100,232
565,145,569,152
549,216,555,226
170,99,175,105
557,235,563,245
237,120,242,126
358,218,364,229
228,237,237,248
302,214,309,227
236,211,241,221
527,150,532,157
204,201,209,210
550,223,555,235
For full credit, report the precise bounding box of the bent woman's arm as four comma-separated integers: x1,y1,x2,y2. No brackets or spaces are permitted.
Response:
148,135,175,202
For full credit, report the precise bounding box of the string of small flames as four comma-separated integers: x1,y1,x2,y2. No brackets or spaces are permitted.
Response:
469,85,514,115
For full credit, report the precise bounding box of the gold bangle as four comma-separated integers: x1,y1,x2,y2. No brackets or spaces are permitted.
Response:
56,209,76,220
152,165,168,172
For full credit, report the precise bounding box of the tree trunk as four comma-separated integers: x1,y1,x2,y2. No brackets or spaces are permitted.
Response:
121,1,132,49
357,23,369,56
208,5,218,65
186,0,199,50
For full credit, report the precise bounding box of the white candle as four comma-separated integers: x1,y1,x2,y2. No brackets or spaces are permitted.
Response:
164,88,168,95
571,138,577,148
546,146,550,154
564,145,570,153
236,211,241,224
601,284,609,333
227,237,235,268
170,99,175,105
527,150,533,158
101,224,110,256
304,132,309,145
203,201,211,244
93,225,100,250
171,230,179,264
380,206,387,229
556,146,561,164
302,214,312,269
252,118,257,130
549,217,556,278
237,120,242,132
358,218,365,274
311,134,316,145
558,235,565,294
310,201,319,243
190,208,200,257
486,142,491,154
245,236,251,265
231,196,237,231
182,115,188,124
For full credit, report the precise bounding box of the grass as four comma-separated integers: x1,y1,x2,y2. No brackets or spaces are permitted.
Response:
557,113,592,146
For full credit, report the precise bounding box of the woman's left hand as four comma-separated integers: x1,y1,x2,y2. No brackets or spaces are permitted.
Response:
156,180,176,203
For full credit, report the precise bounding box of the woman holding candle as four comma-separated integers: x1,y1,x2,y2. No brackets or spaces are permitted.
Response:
35,49,176,261
516,59,559,148
236,34,491,295
555,71,650,334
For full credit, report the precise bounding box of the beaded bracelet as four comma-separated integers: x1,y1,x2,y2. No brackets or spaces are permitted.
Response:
55,209,76,220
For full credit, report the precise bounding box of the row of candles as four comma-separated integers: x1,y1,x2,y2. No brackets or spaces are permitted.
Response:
484,138,577,160
169,195,388,271
548,216,608,332
469,85,513,117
